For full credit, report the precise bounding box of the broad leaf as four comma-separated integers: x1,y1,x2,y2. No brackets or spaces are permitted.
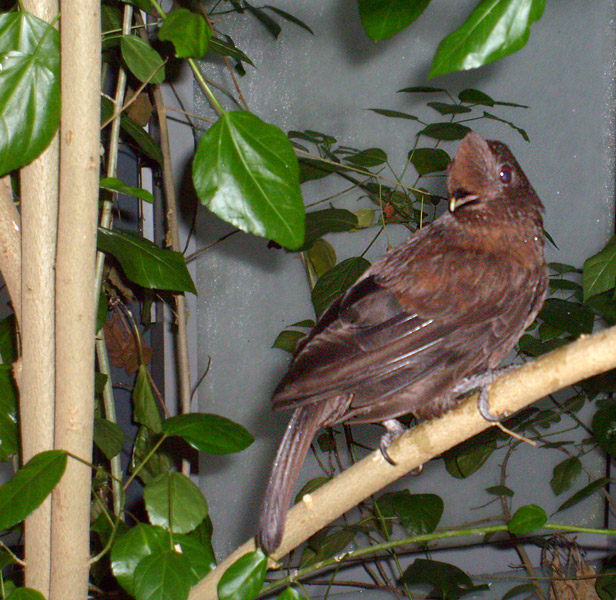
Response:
358,0,431,41
556,477,611,513
418,122,470,141
134,365,162,433
458,88,495,106
100,177,154,203
111,524,168,595
311,257,371,317
538,298,593,337
144,472,208,533
5,589,46,600
120,35,165,84
193,111,304,250
593,406,616,458
0,11,60,176
401,558,488,596
134,550,192,600
507,504,546,534
430,0,546,77
0,365,18,461
392,492,443,536
345,147,387,167
408,147,450,175
162,413,254,454
308,238,337,277
301,529,355,568
159,9,211,59
426,102,471,115
443,431,497,478
0,450,66,530
272,329,306,353
94,417,125,460
98,228,196,294
218,550,267,600
550,457,582,496
173,533,216,582
299,208,358,251
583,235,616,300
131,425,173,485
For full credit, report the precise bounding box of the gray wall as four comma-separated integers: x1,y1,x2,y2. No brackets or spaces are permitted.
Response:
189,0,615,593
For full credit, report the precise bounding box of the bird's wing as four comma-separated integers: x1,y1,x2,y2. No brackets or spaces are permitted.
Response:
272,240,544,420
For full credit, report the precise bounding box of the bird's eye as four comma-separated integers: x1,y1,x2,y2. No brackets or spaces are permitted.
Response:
499,165,513,184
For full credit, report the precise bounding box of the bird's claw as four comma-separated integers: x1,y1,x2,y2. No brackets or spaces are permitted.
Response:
379,419,407,465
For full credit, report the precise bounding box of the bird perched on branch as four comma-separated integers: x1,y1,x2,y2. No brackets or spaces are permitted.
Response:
257,132,548,554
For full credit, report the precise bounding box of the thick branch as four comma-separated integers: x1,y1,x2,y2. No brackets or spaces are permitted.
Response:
190,325,616,600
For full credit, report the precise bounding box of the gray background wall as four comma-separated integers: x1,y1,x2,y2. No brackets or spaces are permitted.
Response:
182,1,616,594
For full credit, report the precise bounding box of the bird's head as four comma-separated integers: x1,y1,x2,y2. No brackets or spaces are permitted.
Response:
447,131,543,214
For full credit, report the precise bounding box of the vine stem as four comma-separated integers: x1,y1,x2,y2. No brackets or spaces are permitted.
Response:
189,324,616,600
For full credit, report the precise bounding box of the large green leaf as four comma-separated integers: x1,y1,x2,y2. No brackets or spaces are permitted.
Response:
593,405,616,458
418,122,470,141
159,9,211,59
392,492,444,536
134,365,162,433
218,550,267,600
0,11,60,176
583,235,616,300
311,257,371,317
93,417,125,460
172,533,216,582
401,558,488,596
299,208,358,251
144,472,208,534
358,0,431,41
430,0,546,77
408,147,451,175
550,457,581,496
5,589,46,600
0,365,18,461
538,298,594,337
98,228,196,294
0,450,66,530
111,524,168,595
507,504,546,534
162,413,254,454
120,35,165,84
192,110,304,250
133,550,192,600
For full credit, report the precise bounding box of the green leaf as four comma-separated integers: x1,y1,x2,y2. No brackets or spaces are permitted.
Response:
101,97,163,164
458,88,495,106
134,550,192,600
0,450,66,530
426,102,471,115
357,0,431,41
161,413,254,454
298,157,340,183
208,38,254,67
0,12,60,176
517,333,568,357
538,298,594,337
173,533,216,582
295,476,330,504
5,589,47,600
193,111,304,250
301,529,355,568
111,524,168,595
218,550,267,600
159,9,211,59
0,314,17,363
0,365,18,461
556,477,611,512
550,457,582,495
244,1,281,38
408,147,451,175
94,416,125,459
120,35,165,84
486,485,514,497
583,235,616,300
308,239,337,278
593,406,616,458
401,558,488,596
482,111,529,142
354,209,375,229
443,432,497,478
392,492,443,536
98,228,196,294
368,108,419,121
264,6,314,35
501,584,539,599
272,329,306,353
144,472,208,533
549,262,581,275
397,85,445,94
587,292,616,325
311,257,371,317
345,147,387,167
100,177,154,204
131,425,173,485
507,504,546,534
133,365,162,433
430,0,546,77
299,208,358,251
276,588,305,600
122,0,153,14
418,122,470,141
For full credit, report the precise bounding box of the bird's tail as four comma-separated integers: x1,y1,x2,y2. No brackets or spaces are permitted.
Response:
257,404,323,554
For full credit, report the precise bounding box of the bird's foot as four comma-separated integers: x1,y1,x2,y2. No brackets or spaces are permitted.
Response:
379,419,407,465
453,366,517,422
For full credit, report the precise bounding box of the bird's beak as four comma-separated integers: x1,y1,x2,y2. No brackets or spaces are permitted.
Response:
449,194,479,212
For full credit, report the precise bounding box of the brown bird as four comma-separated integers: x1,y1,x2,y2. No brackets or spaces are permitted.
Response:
257,131,548,554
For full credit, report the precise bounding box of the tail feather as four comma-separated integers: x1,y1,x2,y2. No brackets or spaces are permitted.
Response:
257,405,323,554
